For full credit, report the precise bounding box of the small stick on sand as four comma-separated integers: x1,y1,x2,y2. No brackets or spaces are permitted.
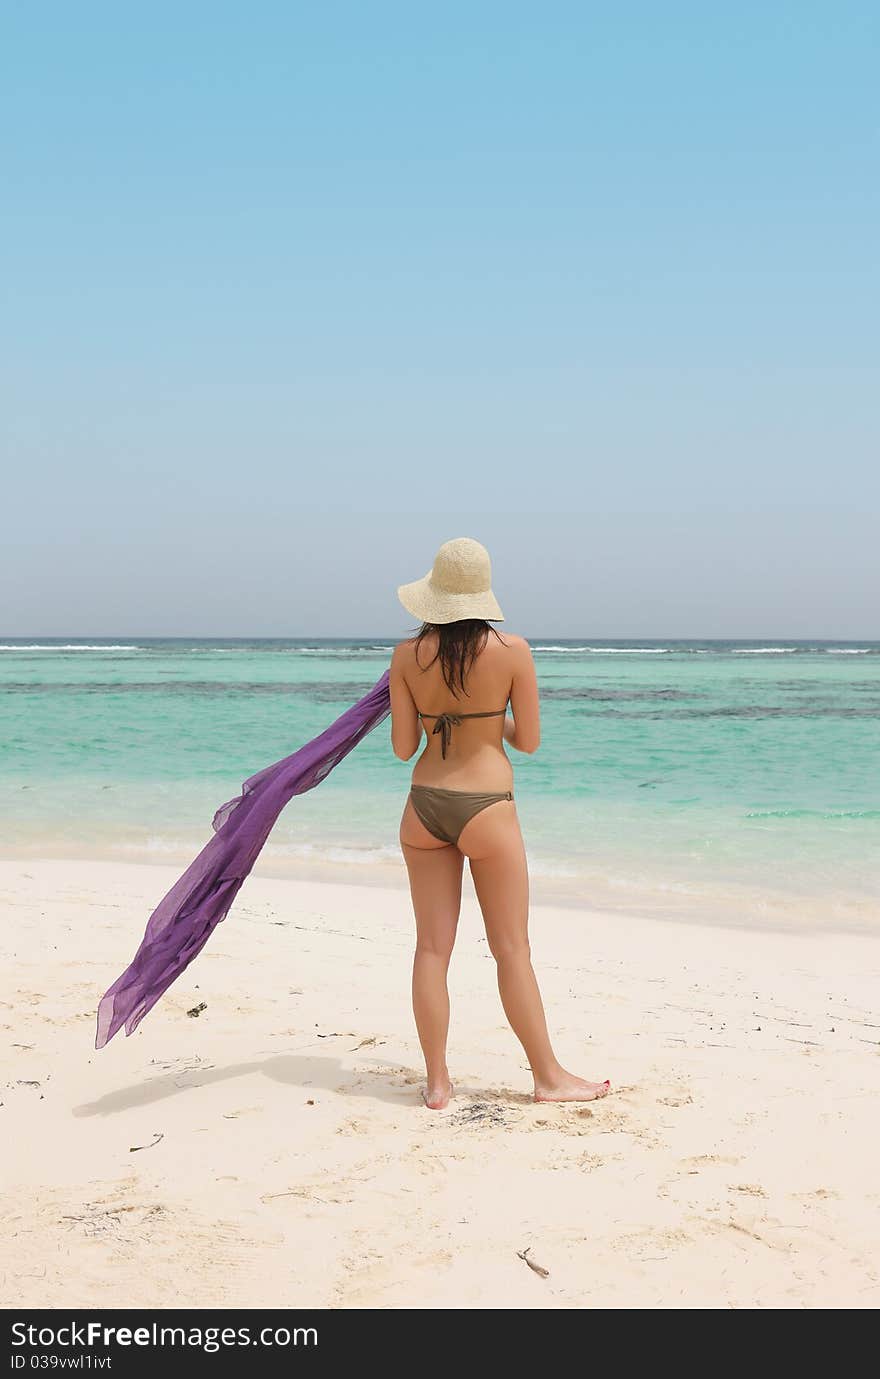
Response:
129,1133,164,1153
517,1247,550,1278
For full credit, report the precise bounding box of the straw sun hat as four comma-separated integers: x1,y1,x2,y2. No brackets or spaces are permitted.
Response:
397,537,504,624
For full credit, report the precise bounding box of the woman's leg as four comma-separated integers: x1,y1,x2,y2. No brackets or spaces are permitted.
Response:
459,803,610,1102
399,799,464,1109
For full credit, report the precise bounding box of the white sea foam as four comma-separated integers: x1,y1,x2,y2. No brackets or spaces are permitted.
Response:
288,647,388,657
732,648,797,654
533,645,670,654
524,857,580,879
271,841,402,865
826,648,871,654
135,836,202,854
0,644,144,651
127,836,405,866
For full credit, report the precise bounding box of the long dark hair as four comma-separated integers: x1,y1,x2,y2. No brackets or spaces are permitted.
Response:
413,619,504,698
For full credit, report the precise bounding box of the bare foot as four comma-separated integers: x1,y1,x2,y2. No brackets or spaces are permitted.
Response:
421,1079,453,1110
534,1073,611,1103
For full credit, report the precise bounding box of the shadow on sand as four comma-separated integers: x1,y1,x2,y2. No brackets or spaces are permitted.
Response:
72,1053,419,1116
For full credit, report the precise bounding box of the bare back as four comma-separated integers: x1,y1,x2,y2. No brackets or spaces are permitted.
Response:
391,630,539,791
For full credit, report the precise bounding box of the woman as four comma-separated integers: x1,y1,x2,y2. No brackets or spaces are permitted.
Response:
390,537,611,1110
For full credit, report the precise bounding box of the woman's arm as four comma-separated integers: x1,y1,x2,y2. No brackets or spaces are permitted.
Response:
504,637,541,754
389,643,423,761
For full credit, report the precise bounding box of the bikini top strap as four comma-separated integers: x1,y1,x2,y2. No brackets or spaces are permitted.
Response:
417,707,508,720
416,707,509,758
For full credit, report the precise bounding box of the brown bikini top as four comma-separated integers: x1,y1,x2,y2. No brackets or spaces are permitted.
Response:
417,706,508,758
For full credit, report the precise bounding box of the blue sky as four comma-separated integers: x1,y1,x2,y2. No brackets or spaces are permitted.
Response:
1,2,877,635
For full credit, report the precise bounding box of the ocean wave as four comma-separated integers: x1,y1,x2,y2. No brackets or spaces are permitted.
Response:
1,679,375,700
572,703,880,719
533,646,672,654
745,808,880,820
134,835,584,875
283,647,392,657
524,858,581,879
545,686,694,702
278,841,401,863
102,644,395,656
4,640,875,657
134,836,207,855
0,644,144,651
533,644,875,656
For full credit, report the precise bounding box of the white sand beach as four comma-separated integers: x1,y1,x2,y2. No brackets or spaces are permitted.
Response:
2,857,879,1310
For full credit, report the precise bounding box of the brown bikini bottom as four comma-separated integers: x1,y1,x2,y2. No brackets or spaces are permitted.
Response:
408,784,514,847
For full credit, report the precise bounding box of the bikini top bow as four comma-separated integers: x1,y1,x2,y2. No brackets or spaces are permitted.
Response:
430,713,463,758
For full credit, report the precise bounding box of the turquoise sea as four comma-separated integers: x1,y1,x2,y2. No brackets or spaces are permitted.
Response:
1,638,878,930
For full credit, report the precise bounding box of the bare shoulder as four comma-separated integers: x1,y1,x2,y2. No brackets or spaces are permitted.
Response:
494,631,533,657
391,638,416,668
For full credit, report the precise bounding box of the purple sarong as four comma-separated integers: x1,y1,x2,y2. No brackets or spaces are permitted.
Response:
96,670,391,1049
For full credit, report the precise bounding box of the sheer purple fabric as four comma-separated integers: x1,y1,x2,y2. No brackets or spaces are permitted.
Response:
96,670,391,1049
